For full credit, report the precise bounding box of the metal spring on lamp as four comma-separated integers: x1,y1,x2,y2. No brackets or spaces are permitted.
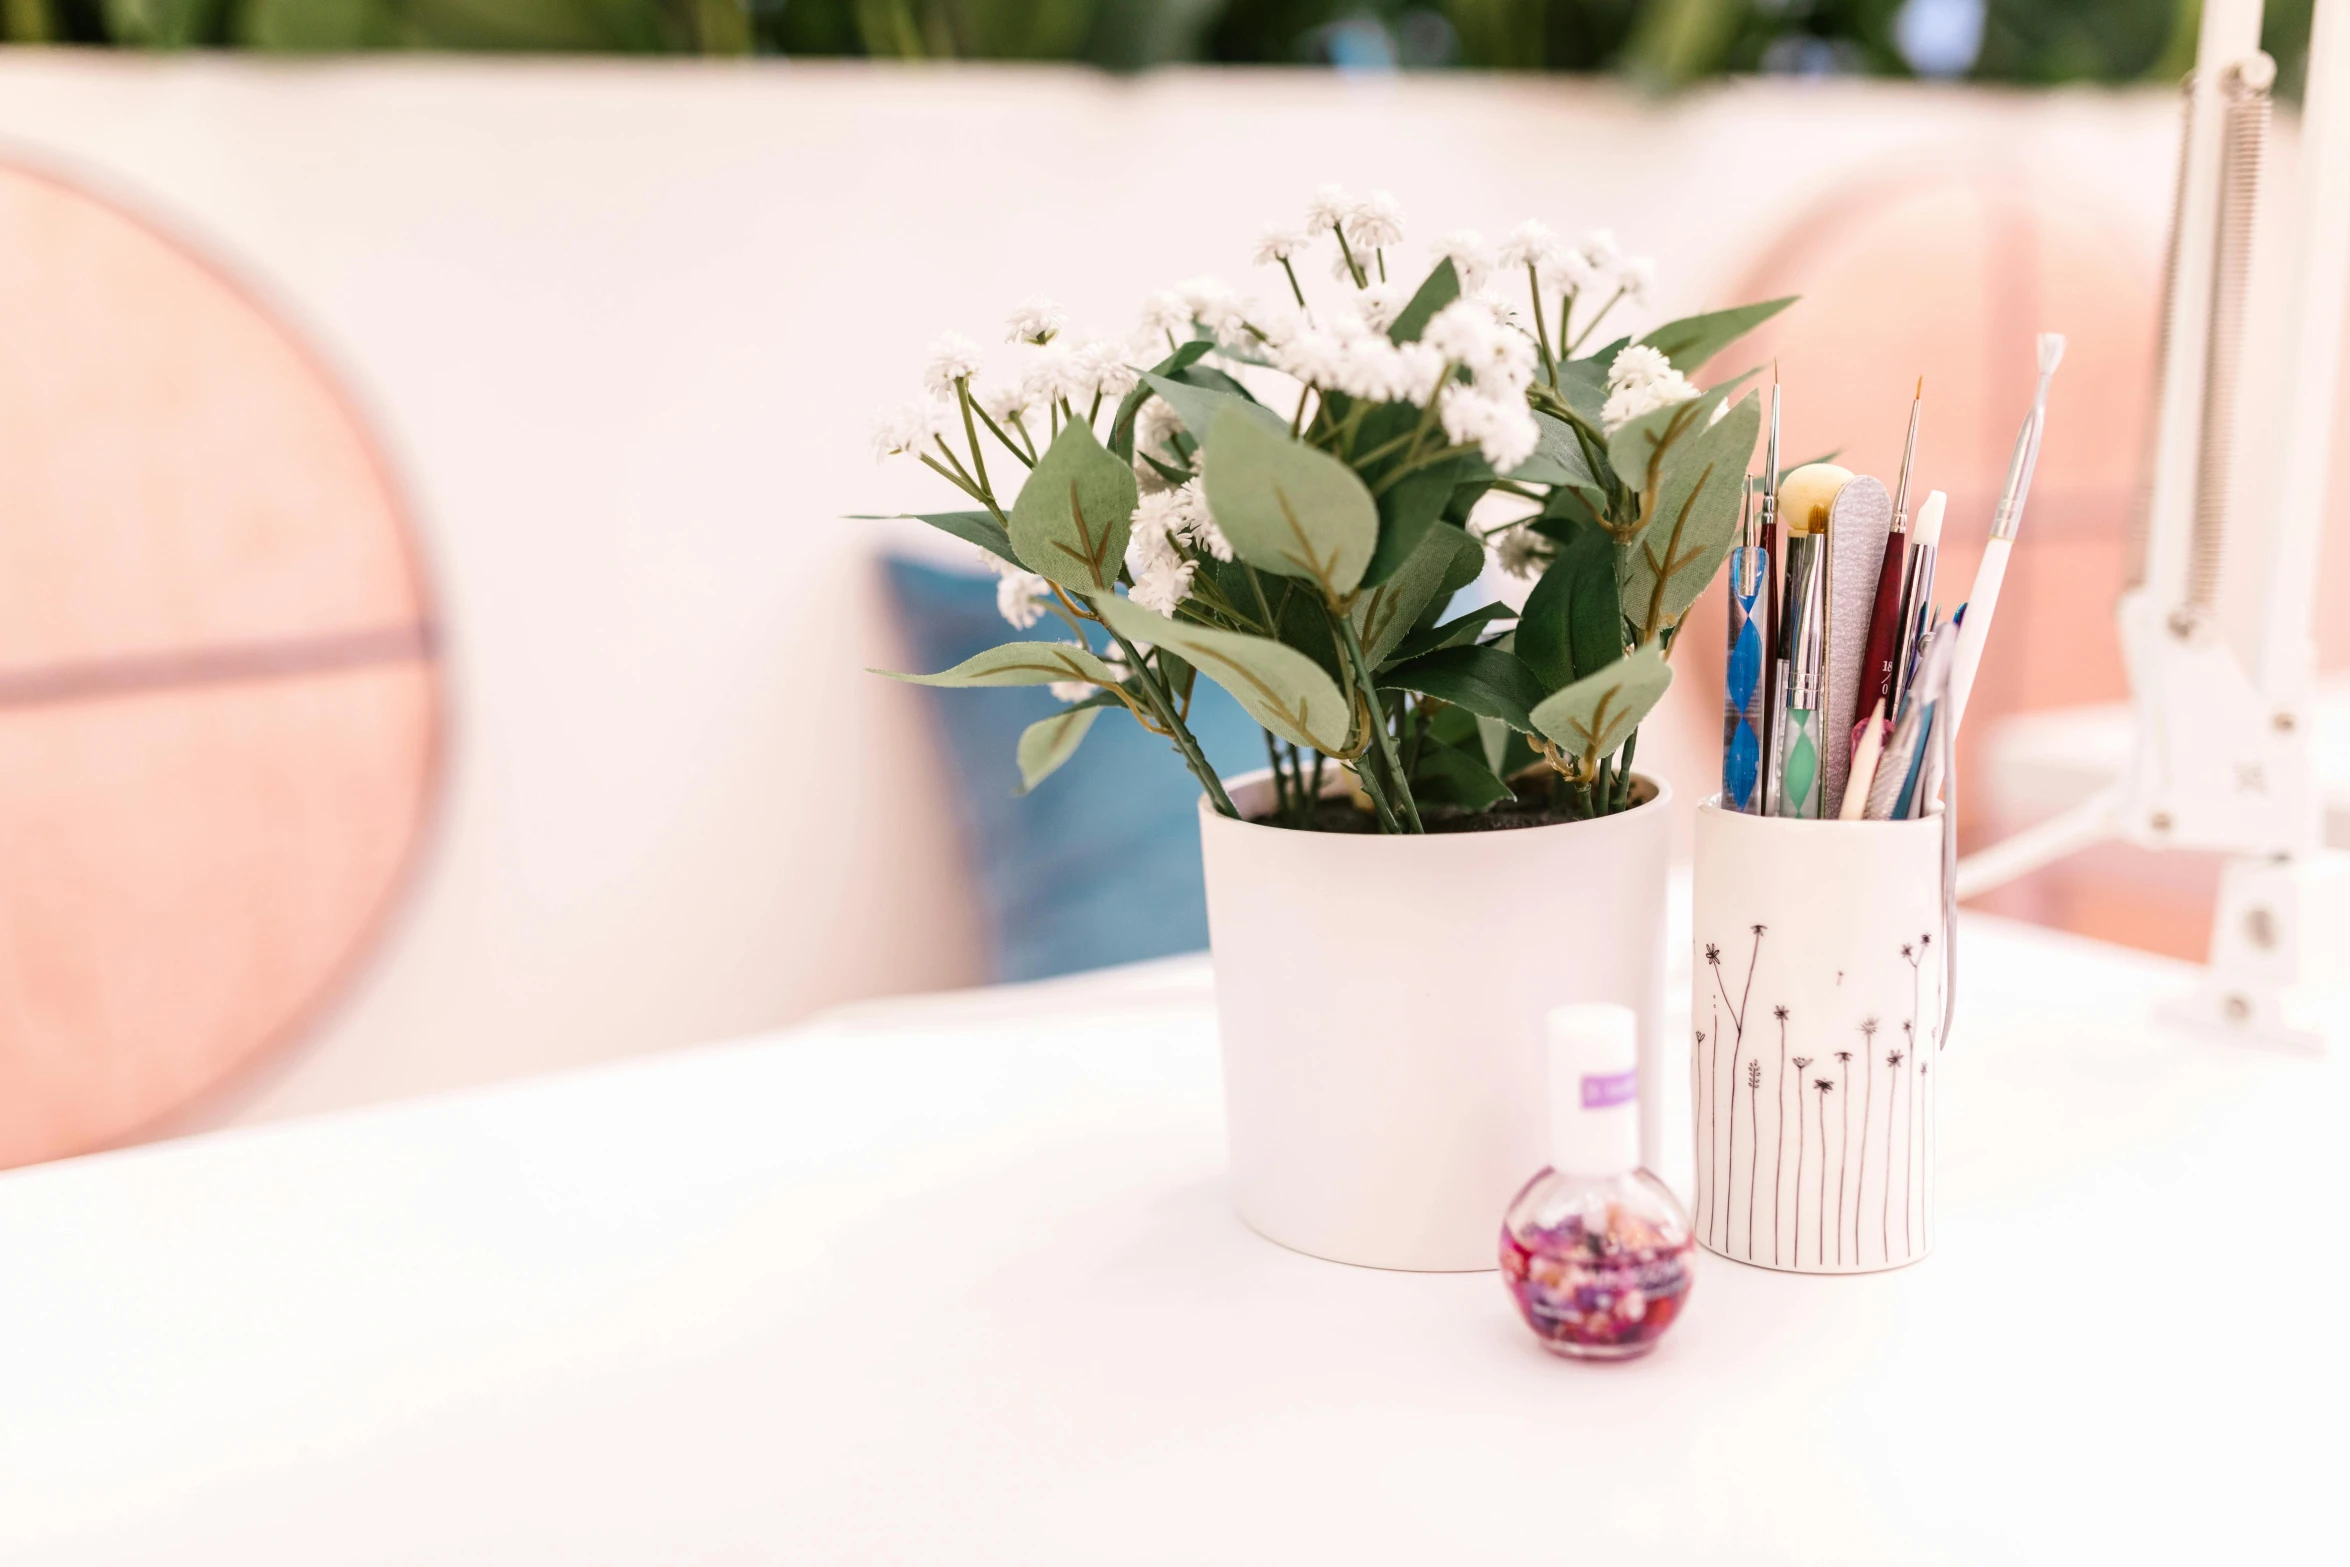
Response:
2178,55,2274,637
2125,71,2195,592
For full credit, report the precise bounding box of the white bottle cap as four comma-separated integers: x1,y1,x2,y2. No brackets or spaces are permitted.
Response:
1547,1003,1640,1178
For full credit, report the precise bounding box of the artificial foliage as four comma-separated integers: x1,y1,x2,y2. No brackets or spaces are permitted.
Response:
870,188,1790,832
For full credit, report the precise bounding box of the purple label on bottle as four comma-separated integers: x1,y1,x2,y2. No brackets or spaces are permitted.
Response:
1581,1069,1639,1109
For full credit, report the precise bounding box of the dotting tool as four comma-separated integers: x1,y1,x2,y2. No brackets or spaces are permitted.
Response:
1722,477,1770,812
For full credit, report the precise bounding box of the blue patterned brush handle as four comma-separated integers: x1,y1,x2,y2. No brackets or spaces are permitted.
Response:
1723,546,1767,812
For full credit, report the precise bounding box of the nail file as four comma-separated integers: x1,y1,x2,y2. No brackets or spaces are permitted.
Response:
1818,474,1892,818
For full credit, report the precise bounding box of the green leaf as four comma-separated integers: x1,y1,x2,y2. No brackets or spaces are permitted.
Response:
1515,519,1623,690
876,640,1117,690
1380,644,1549,732
1202,406,1379,603
1362,450,1464,586
1094,593,1351,754
1139,371,1284,447
1411,737,1514,813
1354,521,1478,667
1638,297,1797,376
1508,411,1600,489
849,510,1018,566
1620,391,1761,641
1007,418,1137,594
1387,257,1461,344
1389,602,1512,664
1530,642,1673,765
1603,368,1760,497
1477,713,1511,775
1016,704,1102,793
1109,339,1214,459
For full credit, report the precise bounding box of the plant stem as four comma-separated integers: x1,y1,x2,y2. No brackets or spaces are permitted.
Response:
1353,748,1403,833
1264,728,1291,822
952,379,993,498
1279,257,1309,311
1337,614,1420,832
1333,228,1367,288
1108,623,1237,818
1613,730,1640,810
1568,285,1629,355
1525,262,1555,384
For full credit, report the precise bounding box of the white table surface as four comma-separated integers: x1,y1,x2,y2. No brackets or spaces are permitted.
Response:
1,913,2339,1564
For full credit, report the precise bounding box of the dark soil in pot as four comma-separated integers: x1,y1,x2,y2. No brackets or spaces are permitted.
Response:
1249,769,1660,834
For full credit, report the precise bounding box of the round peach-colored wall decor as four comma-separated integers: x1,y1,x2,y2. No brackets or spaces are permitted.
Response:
0,160,442,1166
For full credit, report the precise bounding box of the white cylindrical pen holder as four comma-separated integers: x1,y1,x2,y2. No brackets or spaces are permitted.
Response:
1691,801,1950,1274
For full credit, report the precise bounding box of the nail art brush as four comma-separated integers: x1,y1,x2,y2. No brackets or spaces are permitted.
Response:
1946,333,2065,740
1840,697,1888,820
1853,377,1921,761
1757,368,1785,814
1866,619,1954,821
1890,490,1944,711
1771,463,1849,819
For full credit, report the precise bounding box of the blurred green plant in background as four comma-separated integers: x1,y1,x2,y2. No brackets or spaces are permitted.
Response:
0,0,2316,101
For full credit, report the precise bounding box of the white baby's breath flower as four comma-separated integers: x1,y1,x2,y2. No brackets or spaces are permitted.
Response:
1619,255,1658,302
1127,547,1195,616
1077,339,1140,400
1395,340,1449,408
1600,342,1698,432
1497,219,1562,271
1047,678,1094,704
1430,230,1494,292
1182,487,1234,562
1137,289,1193,343
1006,297,1066,345
871,397,952,462
922,331,983,395
1304,183,1358,234
1608,342,1675,389
1334,336,1412,403
1422,298,1498,366
1580,228,1624,272
1441,384,1540,472
974,380,1030,427
1176,277,1250,340
1358,280,1411,333
1254,225,1308,266
1496,523,1548,580
1133,397,1185,467
1271,325,1346,389
1344,190,1405,252
1018,342,1091,409
985,557,1053,630
1536,245,1600,297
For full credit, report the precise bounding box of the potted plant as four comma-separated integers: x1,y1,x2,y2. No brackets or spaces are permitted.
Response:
871,187,1790,1269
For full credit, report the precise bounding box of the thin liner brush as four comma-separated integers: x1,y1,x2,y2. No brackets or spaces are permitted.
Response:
1891,490,1944,710
1854,377,1920,759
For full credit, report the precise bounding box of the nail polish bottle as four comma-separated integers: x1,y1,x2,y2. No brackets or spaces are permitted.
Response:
1500,1003,1696,1360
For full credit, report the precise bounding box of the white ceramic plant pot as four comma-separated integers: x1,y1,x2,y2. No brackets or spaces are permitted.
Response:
1199,769,1670,1272
1690,801,1949,1275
